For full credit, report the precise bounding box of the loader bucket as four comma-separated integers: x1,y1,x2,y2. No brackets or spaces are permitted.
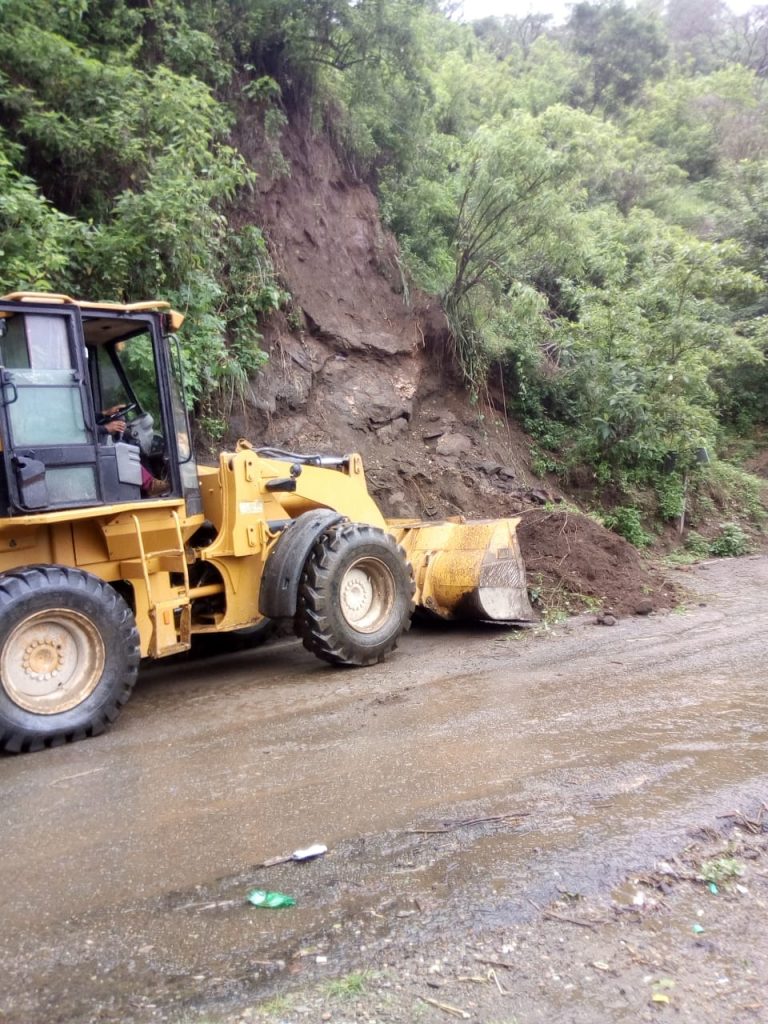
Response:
387,517,536,624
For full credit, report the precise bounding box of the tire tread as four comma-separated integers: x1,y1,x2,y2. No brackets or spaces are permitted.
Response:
295,524,414,667
0,565,140,754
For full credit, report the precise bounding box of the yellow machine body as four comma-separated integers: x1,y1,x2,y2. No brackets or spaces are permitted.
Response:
0,446,533,659
0,292,533,750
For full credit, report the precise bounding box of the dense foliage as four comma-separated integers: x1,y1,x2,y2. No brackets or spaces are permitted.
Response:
1,0,766,531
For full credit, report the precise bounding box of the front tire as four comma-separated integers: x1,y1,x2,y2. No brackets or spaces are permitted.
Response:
0,566,140,753
295,523,414,666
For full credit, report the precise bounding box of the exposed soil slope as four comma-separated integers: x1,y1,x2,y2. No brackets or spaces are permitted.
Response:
228,119,676,616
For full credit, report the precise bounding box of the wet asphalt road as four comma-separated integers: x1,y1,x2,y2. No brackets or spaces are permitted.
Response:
1,556,767,1023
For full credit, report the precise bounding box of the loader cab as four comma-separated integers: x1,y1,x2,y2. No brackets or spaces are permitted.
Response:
0,296,201,516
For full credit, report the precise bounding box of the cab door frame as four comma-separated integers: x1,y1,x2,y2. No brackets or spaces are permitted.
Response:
0,299,101,514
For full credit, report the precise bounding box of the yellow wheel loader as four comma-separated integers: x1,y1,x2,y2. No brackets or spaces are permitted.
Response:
0,293,534,753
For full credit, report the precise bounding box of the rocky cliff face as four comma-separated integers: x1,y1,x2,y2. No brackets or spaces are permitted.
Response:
230,120,542,521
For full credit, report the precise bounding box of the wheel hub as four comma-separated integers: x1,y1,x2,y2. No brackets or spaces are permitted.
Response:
342,568,374,616
339,557,396,634
22,638,64,680
1,609,105,715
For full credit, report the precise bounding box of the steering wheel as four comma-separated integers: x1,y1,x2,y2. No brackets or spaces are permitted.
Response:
98,402,138,425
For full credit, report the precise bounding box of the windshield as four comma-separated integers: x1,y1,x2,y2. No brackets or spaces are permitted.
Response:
95,331,162,424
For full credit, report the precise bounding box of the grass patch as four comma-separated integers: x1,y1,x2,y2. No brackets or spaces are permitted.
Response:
324,970,370,999
257,994,295,1017
699,856,745,885
697,461,767,526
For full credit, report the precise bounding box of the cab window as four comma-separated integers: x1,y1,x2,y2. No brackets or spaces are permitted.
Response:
1,313,71,370
0,313,90,448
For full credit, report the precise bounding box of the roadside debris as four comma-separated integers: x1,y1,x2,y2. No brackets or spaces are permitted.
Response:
419,996,471,1019
475,956,514,970
596,611,617,626
542,908,600,930
259,843,328,868
717,804,767,834
489,968,507,995
246,889,296,908
293,843,328,861
529,895,603,930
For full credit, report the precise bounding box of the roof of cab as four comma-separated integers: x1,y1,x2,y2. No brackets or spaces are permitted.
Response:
0,292,184,329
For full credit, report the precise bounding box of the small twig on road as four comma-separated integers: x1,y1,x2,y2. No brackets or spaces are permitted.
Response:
489,968,507,995
419,996,471,1019
542,910,599,931
174,898,240,912
405,813,528,835
475,957,515,970
529,896,600,931
51,767,108,784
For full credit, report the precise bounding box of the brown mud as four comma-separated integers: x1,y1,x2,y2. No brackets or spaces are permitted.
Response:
517,509,678,617
1,555,766,1024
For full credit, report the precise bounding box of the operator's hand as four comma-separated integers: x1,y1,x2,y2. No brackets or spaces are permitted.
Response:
100,406,127,433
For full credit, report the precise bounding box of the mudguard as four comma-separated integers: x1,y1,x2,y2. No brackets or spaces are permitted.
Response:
259,509,346,619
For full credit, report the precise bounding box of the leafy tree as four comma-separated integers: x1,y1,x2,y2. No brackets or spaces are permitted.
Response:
633,65,768,180
565,0,669,115
0,0,766,516
665,0,730,72
0,136,80,290
0,0,276,403
472,13,552,60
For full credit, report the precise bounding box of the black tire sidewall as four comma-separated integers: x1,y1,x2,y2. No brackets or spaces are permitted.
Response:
321,539,412,652
298,526,414,664
0,569,139,742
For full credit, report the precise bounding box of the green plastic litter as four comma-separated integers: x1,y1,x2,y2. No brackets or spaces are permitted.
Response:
692,923,705,934
708,882,718,894
247,889,296,908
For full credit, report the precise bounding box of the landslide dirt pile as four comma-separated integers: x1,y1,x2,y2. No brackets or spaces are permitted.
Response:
230,117,675,617
518,509,677,616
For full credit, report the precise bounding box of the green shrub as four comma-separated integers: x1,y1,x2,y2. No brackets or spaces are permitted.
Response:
530,445,562,477
655,473,686,521
704,461,766,525
708,523,750,557
601,506,652,547
684,531,710,557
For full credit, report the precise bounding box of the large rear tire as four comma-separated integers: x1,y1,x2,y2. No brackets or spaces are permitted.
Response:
0,566,140,754
295,523,414,666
